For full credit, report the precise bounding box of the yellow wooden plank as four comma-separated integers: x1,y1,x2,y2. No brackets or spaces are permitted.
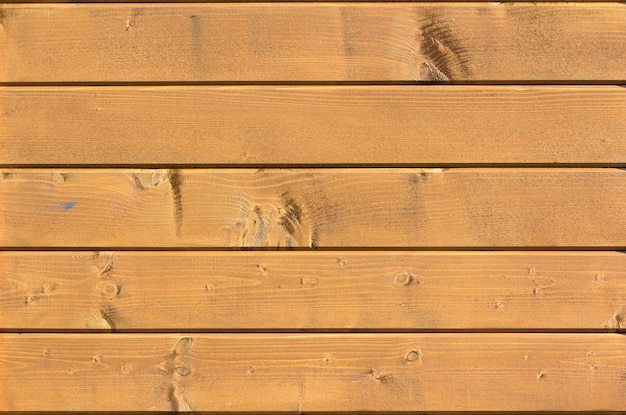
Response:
1,168,625,248
1,251,624,331
2,86,625,165
1,3,625,82
1,333,625,411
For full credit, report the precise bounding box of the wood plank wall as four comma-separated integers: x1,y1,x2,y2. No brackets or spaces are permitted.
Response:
0,0,625,413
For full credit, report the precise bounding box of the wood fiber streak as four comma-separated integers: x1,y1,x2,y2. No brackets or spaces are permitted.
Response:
1,334,625,411
1,169,625,248
1,3,625,82
1,251,625,331
2,86,625,165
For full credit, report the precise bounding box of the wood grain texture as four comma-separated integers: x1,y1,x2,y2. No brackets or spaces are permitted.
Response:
2,86,625,166
1,333,625,411
2,168,625,248
1,3,625,82
1,251,625,331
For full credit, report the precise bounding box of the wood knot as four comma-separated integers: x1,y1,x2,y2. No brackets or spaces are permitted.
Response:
236,199,308,247
94,251,114,276
96,280,119,299
51,172,67,184
369,369,391,384
121,363,133,375
300,277,318,288
370,369,383,380
394,271,415,286
174,337,193,356
175,365,191,377
405,350,421,363
87,312,114,330
133,169,170,190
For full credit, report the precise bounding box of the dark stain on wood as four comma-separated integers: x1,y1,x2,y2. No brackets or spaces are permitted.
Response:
340,8,360,57
190,14,204,69
133,173,146,191
166,384,178,412
99,304,118,330
310,227,320,248
278,198,302,238
168,169,184,236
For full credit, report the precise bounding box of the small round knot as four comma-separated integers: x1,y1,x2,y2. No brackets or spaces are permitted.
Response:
175,365,191,377
121,363,133,375
96,281,119,298
406,350,420,362
52,172,66,184
394,271,414,286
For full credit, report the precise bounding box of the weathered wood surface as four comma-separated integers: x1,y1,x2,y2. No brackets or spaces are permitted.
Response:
2,4,625,83
1,333,625,411
1,168,625,248
2,86,625,166
1,251,624,331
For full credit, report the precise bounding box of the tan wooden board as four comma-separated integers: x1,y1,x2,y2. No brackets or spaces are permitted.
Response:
1,168,625,248
1,3,625,82
1,251,625,331
1,333,625,411
2,86,625,166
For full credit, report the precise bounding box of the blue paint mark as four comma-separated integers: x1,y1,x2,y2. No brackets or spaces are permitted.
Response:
60,201,77,211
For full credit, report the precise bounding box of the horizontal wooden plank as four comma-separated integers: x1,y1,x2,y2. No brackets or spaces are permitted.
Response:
1,3,625,82
1,333,625,411
2,86,625,166
1,251,624,331
1,168,625,248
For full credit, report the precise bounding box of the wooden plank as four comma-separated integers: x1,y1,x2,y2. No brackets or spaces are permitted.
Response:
1,251,624,331
1,4,625,82
1,168,625,248
2,86,625,166
1,333,625,411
